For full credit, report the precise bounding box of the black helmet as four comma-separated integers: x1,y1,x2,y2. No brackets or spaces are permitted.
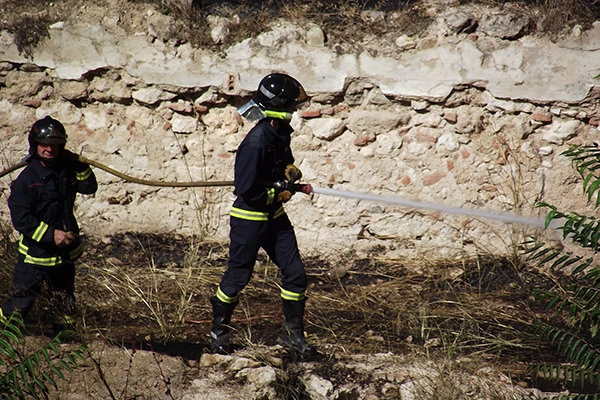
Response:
28,116,67,154
252,73,307,112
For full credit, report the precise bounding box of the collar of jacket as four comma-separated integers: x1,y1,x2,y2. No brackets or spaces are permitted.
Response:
261,119,294,144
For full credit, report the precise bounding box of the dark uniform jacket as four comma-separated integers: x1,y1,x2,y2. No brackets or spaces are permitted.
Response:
8,155,97,266
231,119,294,221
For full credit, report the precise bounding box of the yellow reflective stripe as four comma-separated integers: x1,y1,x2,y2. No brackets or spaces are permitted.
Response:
32,222,49,242
230,206,285,221
263,110,293,120
266,187,275,205
51,314,76,325
76,166,92,180
273,207,285,219
231,207,269,221
69,243,83,260
18,236,66,266
280,288,305,301
24,253,63,267
216,287,238,304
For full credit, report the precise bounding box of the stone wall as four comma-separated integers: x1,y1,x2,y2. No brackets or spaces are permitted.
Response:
1,1,599,260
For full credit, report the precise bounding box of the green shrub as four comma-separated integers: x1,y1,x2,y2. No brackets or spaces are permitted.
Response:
525,145,600,399
0,313,88,400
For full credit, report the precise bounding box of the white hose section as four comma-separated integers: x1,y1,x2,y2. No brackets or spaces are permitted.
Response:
311,186,547,228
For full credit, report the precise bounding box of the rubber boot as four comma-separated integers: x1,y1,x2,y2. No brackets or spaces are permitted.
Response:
279,299,317,356
210,296,237,354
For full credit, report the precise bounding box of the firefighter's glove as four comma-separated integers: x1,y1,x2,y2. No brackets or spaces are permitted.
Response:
62,149,80,163
277,190,293,203
63,149,89,172
274,180,294,203
284,164,302,183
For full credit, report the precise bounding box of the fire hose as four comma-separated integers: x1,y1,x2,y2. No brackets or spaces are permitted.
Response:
0,156,234,187
0,156,546,228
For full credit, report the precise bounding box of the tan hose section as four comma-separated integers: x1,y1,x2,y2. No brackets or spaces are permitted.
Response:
0,156,234,188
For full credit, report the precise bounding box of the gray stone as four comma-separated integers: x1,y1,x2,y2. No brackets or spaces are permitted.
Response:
241,366,277,387
132,88,177,105
395,34,417,50
306,23,325,47
306,117,345,140
445,11,477,33
479,11,531,40
302,374,334,400
541,120,581,145
170,114,197,134
58,81,88,101
347,109,408,136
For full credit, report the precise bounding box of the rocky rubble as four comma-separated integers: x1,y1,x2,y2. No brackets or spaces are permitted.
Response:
1,0,599,262
52,341,542,400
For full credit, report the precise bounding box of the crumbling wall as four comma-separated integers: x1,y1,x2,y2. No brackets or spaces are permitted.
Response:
1,2,598,261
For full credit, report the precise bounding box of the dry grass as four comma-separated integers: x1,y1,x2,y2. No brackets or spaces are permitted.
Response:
55,233,551,362
0,219,17,298
2,0,600,58
302,256,545,357
0,227,565,396
79,234,558,354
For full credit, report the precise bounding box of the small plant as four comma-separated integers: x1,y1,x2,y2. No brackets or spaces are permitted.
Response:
525,144,600,398
0,313,88,399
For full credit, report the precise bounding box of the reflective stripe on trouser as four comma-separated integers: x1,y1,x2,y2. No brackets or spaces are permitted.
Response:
216,286,238,304
1,255,76,319
280,288,305,301
218,213,308,300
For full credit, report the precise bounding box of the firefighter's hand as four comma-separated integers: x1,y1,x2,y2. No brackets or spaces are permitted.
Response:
62,149,80,163
63,149,90,172
54,230,76,248
277,190,293,203
284,164,302,182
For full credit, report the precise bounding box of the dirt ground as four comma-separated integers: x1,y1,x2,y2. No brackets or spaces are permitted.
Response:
0,231,564,398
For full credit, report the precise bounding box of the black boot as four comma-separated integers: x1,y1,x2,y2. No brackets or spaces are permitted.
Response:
210,296,237,354
279,299,317,356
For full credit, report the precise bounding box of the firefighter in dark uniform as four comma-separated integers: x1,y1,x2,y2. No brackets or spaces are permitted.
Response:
1,116,97,334
210,73,317,355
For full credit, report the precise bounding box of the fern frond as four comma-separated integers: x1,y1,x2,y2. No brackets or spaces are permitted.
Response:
563,145,600,208
523,239,589,274
0,314,89,398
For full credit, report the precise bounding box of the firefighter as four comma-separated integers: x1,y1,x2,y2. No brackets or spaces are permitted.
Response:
1,116,98,334
210,73,317,355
